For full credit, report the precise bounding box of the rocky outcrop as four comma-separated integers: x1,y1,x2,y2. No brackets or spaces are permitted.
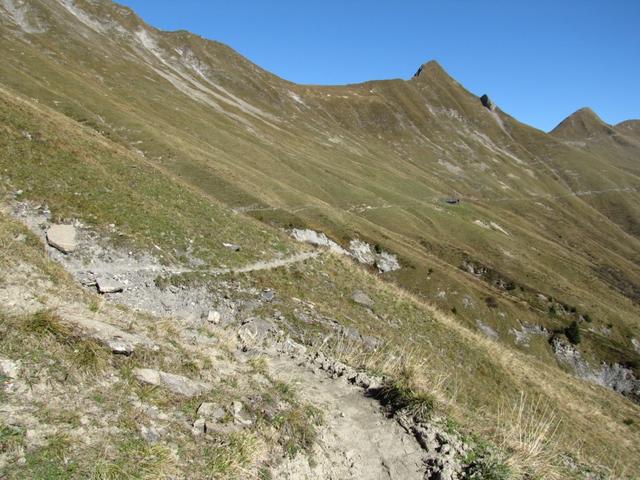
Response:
348,239,400,273
480,94,495,111
290,229,400,273
290,229,348,255
552,337,640,401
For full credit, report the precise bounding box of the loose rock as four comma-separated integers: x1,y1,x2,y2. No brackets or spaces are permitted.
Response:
0,358,20,378
133,368,210,397
46,224,77,253
206,310,221,324
351,290,374,308
96,277,124,294
106,338,134,355
191,418,206,436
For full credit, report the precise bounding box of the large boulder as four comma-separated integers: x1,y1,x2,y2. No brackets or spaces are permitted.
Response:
46,224,77,253
480,94,495,111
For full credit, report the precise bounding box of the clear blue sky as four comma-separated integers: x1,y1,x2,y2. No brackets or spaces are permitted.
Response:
118,0,639,132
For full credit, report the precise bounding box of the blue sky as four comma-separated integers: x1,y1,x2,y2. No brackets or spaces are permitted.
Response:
118,0,639,131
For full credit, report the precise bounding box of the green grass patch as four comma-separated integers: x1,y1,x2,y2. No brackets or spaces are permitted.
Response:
374,367,435,421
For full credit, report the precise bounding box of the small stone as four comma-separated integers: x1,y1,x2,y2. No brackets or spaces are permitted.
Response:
351,290,374,308
192,418,206,436
0,358,20,378
96,277,124,294
46,224,77,254
261,290,275,302
140,425,160,442
207,310,221,324
232,401,252,426
106,338,133,356
222,242,241,251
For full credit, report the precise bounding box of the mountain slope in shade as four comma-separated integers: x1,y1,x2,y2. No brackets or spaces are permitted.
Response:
1,0,640,477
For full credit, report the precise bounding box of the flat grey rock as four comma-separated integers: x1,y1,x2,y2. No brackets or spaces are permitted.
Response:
351,290,374,308
133,368,210,397
46,224,77,253
96,277,124,294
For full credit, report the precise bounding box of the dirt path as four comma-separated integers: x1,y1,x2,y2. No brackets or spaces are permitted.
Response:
64,250,322,277
269,357,425,480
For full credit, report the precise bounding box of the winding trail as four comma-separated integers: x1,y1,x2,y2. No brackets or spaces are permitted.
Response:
66,251,323,277
269,356,425,480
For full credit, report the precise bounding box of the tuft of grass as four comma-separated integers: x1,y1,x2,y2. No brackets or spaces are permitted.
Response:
71,339,111,373
203,432,260,477
22,310,71,339
374,365,435,421
19,433,75,479
92,437,176,480
494,393,562,479
0,423,25,455
248,356,268,375
273,404,323,457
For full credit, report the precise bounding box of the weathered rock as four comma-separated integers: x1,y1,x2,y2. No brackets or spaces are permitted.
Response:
476,319,498,339
552,337,640,400
0,358,20,378
197,402,226,422
133,368,210,397
348,239,400,272
375,252,400,273
192,417,206,436
290,229,349,255
140,424,160,442
46,224,77,253
349,240,376,266
351,290,374,308
96,277,124,294
261,290,275,302
238,317,275,350
206,310,221,324
232,401,252,426
480,94,495,111
106,337,134,355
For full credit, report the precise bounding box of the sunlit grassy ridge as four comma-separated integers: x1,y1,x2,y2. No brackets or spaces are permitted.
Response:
1,0,640,476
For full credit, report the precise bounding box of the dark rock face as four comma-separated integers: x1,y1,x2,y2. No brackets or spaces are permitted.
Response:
480,94,495,111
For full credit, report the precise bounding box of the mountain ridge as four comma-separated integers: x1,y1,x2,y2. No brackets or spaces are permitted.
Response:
1,0,640,477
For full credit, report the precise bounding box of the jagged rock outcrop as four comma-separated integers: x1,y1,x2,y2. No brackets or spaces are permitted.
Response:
480,94,495,111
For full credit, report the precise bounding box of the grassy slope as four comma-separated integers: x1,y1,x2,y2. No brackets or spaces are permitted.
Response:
0,88,639,477
0,0,639,475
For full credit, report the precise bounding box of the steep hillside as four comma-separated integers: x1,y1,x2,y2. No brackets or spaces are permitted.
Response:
1,0,639,478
